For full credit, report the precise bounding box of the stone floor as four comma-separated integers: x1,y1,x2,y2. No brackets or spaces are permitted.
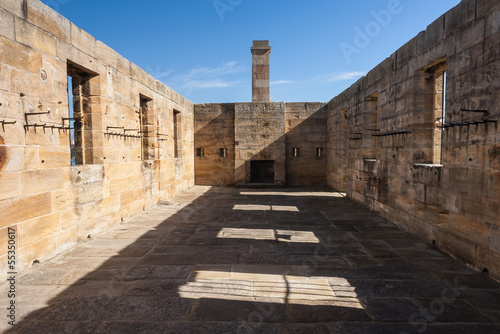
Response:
3,186,500,333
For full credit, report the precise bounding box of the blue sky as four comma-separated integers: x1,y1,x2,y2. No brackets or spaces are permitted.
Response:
43,0,461,103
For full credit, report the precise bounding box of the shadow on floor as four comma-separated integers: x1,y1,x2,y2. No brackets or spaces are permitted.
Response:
5,186,500,333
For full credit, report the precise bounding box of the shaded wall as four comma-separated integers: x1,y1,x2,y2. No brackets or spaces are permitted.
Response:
327,0,500,280
285,103,327,186
194,103,235,185
193,102,327,186
0,0,194,270
234,102,286,185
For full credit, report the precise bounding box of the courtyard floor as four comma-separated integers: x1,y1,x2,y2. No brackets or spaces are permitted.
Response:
3,186,500,333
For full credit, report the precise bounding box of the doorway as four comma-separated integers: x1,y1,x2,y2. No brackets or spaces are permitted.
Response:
250,160,274,183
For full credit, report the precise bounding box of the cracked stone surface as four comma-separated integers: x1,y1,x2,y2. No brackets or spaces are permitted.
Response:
2,186,500,333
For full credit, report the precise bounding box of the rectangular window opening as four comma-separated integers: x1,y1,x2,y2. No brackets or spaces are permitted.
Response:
292,147,299,157
433,63,446,165
67,62,98,166
67,75,76,166
139,96,152,160
196,148,204,157
173,110,181,158
364,92,379,159
415,58,447,165
139,94,155,160
316,147,324,158
219,148,228,158
440,71,446,165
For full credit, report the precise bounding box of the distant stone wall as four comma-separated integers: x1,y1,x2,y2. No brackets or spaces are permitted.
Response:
327,0,500,280
234,102,286,185
193,102,327,186
0,0,194,270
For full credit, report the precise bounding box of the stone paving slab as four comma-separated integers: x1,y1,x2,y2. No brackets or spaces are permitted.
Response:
2,186,500,333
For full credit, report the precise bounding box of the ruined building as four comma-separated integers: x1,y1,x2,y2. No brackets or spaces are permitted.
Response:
1,0,500,283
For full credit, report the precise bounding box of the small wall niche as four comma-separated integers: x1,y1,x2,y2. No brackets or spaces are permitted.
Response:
67,61,99,166
316,147,324,158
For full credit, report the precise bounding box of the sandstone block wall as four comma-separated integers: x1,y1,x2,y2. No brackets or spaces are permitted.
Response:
234,102,286,185
285,103,327,185
327,0,500,280
0,0,194,270
194,102,326,186
194,103,235,185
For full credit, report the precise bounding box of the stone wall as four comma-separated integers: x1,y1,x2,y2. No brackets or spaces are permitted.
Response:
4,0,497,284
194,102,326,186
285,103,327,186
0,0,194,270
194,103,235,185
234,102,286,185
327,0,500,280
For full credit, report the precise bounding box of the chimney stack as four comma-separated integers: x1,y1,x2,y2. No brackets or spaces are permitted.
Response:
251,40,271,102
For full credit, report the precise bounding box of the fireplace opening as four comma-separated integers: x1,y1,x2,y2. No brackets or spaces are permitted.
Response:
250,160,274,183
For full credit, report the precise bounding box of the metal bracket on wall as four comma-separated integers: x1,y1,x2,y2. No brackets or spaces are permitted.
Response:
372,131,411,137
440,119,497,128
0,120,16,131
62,117,82,124
123,129,140,138
24,123,47,133
106,126,124,137
460,108,488,113
24,111,50,122
157,133,169,142
349,132,363,140
42,124,60,132
105,126,142,138
356,175,378,182
24,111,52,133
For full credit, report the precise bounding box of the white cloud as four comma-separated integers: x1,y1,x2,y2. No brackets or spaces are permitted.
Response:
184,61,245,78
271,80,295,85
164,61,247,94
182,80,243,90
145,65,173,80
320,71,366,83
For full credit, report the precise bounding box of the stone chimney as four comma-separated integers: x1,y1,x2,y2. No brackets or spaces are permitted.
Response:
251,40,271,102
